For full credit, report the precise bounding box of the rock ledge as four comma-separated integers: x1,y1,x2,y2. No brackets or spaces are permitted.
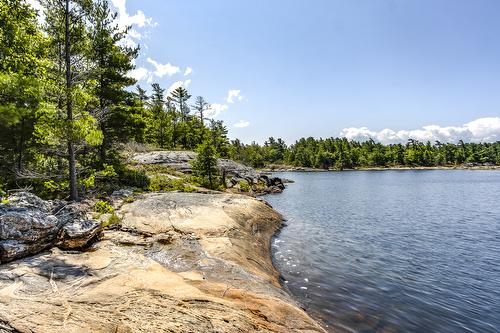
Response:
0,192,326,332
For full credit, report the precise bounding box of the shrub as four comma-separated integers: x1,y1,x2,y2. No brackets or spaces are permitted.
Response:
148,175,195,193
93,200,114,214
238,180,251,192
101,213,121,228
116,166,150,189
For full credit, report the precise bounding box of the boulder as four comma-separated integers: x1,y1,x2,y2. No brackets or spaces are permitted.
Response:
111,188,134,198
132,150,196,173
0,192,101,263
56,218,101,249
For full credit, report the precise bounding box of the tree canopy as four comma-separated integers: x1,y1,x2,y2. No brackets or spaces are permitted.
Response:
0,0,498,200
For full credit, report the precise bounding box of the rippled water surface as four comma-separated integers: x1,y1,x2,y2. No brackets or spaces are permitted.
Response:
266,170,500,333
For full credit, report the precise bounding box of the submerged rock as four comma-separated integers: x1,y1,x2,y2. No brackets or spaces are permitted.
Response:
0,192,101,263
0,192,325,332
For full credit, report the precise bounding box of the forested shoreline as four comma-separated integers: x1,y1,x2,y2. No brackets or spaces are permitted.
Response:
232,137,500,170
1,0,499,200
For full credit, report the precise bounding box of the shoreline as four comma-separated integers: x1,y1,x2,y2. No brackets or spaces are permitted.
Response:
0,192,327,332
261,165,500,172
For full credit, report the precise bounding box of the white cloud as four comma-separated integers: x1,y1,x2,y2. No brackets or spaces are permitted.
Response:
111,0,152,29
166,80,192,96
339,117,500,144
147,58,180,78
234,120,250,128
127,29,142,39
110,0,154,47
206,103,228,119
26,0,44,22
128,67,149,81
184,67,193,76
226,89,242,103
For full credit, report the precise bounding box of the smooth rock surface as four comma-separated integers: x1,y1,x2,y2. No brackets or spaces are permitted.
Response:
0,192,326,332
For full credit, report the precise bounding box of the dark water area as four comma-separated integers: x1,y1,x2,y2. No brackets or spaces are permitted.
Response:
265,170,500,333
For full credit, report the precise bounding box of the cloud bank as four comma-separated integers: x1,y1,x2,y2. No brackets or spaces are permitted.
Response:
339,117,500,144
234,120,250,128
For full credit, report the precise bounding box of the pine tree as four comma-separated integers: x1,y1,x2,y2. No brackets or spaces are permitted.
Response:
192,139,220,190
41,0,102,200
89,0,138,163
192,96,209,125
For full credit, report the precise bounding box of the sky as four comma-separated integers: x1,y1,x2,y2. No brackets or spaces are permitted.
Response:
29,0,500,144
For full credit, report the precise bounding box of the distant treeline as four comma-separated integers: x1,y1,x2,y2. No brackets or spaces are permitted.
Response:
229,137,500,169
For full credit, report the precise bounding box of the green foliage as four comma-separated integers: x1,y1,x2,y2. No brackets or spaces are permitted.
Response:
2,0,497,202
238,180,251,192
42,179,68,196
123,196,135,203
116,166,150,189
230,137,500,169
148,175,195,193
0,0,48,179
192,140,221,190
93,200,114,214
101,213,121,228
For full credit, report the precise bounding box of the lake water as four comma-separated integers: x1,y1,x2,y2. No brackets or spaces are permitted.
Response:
266,170,500,333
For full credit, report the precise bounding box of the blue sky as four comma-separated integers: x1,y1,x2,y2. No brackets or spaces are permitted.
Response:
109,0,500,143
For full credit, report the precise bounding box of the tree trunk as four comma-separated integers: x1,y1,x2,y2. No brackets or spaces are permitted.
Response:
65,0,78,201
17,117,25,171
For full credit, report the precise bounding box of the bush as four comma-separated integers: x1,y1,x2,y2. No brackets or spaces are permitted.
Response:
0,183,6,198
116,166,150,189
148,175,196,193
101,213,121,228
238,180,251,192
93,200,114,214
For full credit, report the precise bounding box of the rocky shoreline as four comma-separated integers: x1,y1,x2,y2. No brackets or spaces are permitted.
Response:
0,191,326,332
131,151,286,195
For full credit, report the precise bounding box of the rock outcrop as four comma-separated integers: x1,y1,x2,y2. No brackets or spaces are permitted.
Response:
132,151,286,194
0,192,326,332
0,192,101,263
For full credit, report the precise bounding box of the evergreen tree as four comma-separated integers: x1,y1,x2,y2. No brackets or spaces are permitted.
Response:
0,0,48,178
192,96,209,125
41,0,103,200
89,0,138,163
192,139,220,190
